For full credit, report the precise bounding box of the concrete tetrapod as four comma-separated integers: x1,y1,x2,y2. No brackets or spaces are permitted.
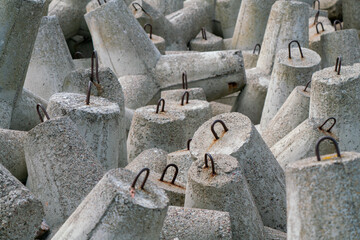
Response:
309,20,335,57
127,99,187,162
189,29,224,52
185,154,265,239
160,206,232,240
0,129,27,183
0,0,46,128
126,148,168,176
0,163,44,240
52,168,169,240
24,16,75,101
215,0,242,38
286,137,360,239
262,85,311,148
24,116,104,230
47,92,126,169
260,43,321,130
190,113,286,231
343,0,360,37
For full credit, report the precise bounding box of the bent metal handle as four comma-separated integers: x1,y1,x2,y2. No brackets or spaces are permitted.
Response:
319,117,336,132
211,120,229,140
160,164,179,185
181,91,189,106
315,136,341,161
288,40,304,59
204,153,216,175
36,104,50,122
131,168,150,190
156,98,165,113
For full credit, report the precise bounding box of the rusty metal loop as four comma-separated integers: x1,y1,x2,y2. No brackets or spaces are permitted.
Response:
144,23,153,39
36,104,50,123
304,80,311,92
288,40,304,59
319,117,336,132
204,153,216,175
91,50,100,84
313,0,320,10
86,81,92,105
211,120,229,140
74,51,84,59
156,98,165,113
160,164,178,184
333,20,343,31
335,56,342,75
182,72,188,89
253,44,261,55
315,136,341,161
181,91,189,106
132,2,149,15
316,22,325,34
201,28,207,40
314,10,320,25
131,168,150,189
187,139,192,151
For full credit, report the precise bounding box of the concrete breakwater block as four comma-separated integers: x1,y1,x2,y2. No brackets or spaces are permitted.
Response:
0,163,44,240
160,206,232,240
24,117,104,230
189,29,224,52
343,0,360,36
161,86,207,102
52,168,169,240
209,102,232,117
126,148,168,176
190,112,286,231
215,0,242,39
309,19,335,57
167,147,194,186
287,137,360,239
185,154,265,239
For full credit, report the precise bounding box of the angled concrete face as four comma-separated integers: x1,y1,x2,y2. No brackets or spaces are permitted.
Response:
85,0,161,77
167,149,194,186
309,18,334,56
286,152,360,239
52,168,169,240
209,101,232,117
24,16,75,101
160,206,232,240
231,0,277,50
185,154,265,239
215,0,242,39
243,50,259,69
0,163,44,240
262,86,311,148
0,129,27,183
24,117,104,229
0,0,46,128
190,112,286,231
189,30,224,52
147,0,184,16
126,148,168,175
343,0,360,34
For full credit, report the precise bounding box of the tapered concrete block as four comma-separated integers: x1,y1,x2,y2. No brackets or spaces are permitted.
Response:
149,34,166,54
190,113,286,231
148,0,184,15
264,227,287,240
260,47,320,130
10,88,48,131
319,0,342,20
231,0,276,50
160,206,232,240
343,0,360,35
287,148,360,239
189,30,224,52
47,93,126,169
167,149,194,186
161,87,207,102
0,129,27,183
0,0,46,128
126,148,168,175
0,163,44,240
127,104,187,162
243,49,260,69
24,16,75,101
309,19,334,56
262,86,311,148
24,117,104,229
185,154,265,239
320,29,360,68
215,0,242,38
209,101,232,117
52,168,169,240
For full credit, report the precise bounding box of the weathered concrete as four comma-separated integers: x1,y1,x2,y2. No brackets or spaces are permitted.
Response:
0,0,46,128
243,49,260,69
147,0,184,16
209,101,232,117
262,86,311,148
309,18,335,57
161,87,207,102
260,47,320,130
320,29,360,68
231,0,277,50
215,0,242,38
24,16,75,101
126,148,168,175
190,113,286,230
52,168,169,240
343,0,360,36
0,163,44,240
286,150,360,239
127,104,187,162
149,33,166,55
160,206,232,240
47,93,125,169
190,30,224,52
167,149,194,186
24,117,104,229
185,154,265,239
0,129,27,183
264,227,287,240
319,0,343,21
10,88,48,131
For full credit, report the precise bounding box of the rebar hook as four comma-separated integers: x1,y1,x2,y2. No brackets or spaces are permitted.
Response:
253,44,261,55
204,153,216,175
36,104,50,122
316,22,325,34
181,91,189,106
182,72,188,89
333,20,343,31
160,164,179,185
187,139,192,151
315,136,341,161
131,168,150,190
156,98,165,113
211,120,229,140
319,117,336,132
304,80,311,92
288,40,304,59
91,50,100,84
335,56,342,75
201,28,207,40
144,23,153,39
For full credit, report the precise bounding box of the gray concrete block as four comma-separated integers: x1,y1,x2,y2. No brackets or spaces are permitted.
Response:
161,87,207,102
126,148,168,175
286,149,360,239
0,163,44,240
167,149,194,186
160,206,233,240
52,168,169,240
264,226,287,240
343,0,360,34
0,0,46,128
147,0,184,16
309,18,335,57
24,117,104,229
190,113,286,231
209,101,232,117
243,49,259,69
215,0,242,39
190,30,224,52
185,154,265,239
24,16,75,101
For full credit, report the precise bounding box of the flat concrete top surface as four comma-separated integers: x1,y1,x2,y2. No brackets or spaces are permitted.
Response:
312,63,360,85
295,86,311,97
277,48,321,68
135,105,186,123
191,31,223,44
149,34,165,44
